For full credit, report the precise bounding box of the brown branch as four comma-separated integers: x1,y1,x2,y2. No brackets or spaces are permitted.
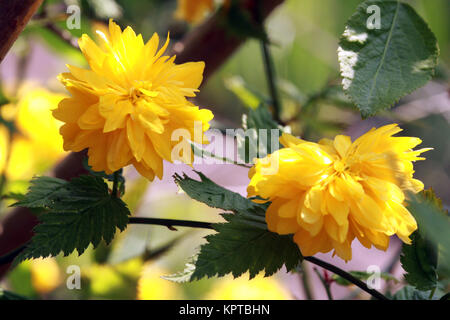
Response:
0,0,44,63
44,22,79,49
172,0,284,80
0,0,285,279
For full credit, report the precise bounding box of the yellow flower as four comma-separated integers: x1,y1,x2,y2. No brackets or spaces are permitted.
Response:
53,20,213,180
137,265,184,300
175,0,214,24
247,124,431,261
0,88,67,180
30,258,61,294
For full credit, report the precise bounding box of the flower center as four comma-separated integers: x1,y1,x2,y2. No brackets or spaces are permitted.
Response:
128,81,158,105
333,159,347,172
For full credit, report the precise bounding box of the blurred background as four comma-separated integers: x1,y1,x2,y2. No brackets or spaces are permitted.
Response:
0,0,448,299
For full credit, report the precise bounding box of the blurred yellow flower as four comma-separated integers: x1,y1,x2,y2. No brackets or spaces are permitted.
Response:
87,258,143,299
248,124,431,261
175,0,214,24
0,88,67,180
206,274,291,300
30,258,61,294
137,265,184,300
53,20,213,180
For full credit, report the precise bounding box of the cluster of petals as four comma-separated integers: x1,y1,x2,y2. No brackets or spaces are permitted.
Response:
53,20,213,180
175,0,214,23
248,124,431,260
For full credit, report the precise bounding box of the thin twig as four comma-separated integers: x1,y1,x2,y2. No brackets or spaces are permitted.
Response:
111,171,120,198
192,144,252,168
0,244,26,265
129,217,214,230
0,218,214,266
440,292,450,300
255,2,282,124
313,266,334,300
300,261,314,300
0,214,390,302
44,22,79,49
304,256,389,300
428,287,437,300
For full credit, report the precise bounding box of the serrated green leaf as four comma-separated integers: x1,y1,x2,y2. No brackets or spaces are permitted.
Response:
400,231,438,291
401,189,439,292
406,190,450,276
13,175,130,264
191,213,302,280
162,256,197,283
338,0,438,117
83,157,125,195
391,285,432,300
1,192,25,202
174,171,266,215
237,105,282,163
333,271,399,286
173,172,302,281
12,176,67,209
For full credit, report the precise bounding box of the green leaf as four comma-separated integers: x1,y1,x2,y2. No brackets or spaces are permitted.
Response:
390,285,432,300
406,190,450,276
0,95,18,133
237,105,282,163
246,105,280,133
13,175,130,264
333,271,399,286
162,256,197,283
191,213,302,280
400,231,438,291
174,171,265,215
338,0,438,117
1,192,25,202
401,189,439,292
172,172,302,281
83,157,126,195
12,176,67,209
0,288,29,300
0,86,9,107
224,76,267,110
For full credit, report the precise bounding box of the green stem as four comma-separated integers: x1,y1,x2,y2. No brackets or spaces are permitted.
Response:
300,261,314,300
428,287,437,300
111,171,120,198
256,3,282,124
129,217,213,230
261,40,282,123
192,144,252,168
440,292,450,300
313,267,333,300
304,256,389,300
